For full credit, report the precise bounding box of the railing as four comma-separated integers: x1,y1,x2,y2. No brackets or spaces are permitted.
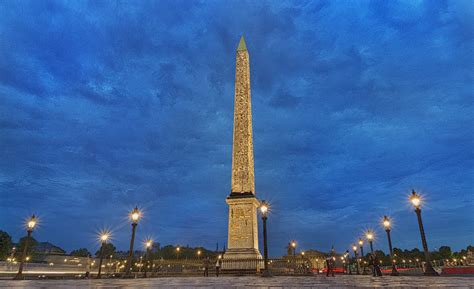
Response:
5,258,466,278
133,257,314,276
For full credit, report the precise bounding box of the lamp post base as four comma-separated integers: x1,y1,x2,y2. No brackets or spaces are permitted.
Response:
122,273,136,279
261,269,272,277
390,266,399,276
362,266,369,275
423,265,440,276
13,273,24,280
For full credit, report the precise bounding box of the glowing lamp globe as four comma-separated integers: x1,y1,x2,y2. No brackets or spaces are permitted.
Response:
130,207,141,223
145,240,153,248
100,233,109,242
410,190,421,208
27,215,37,231
260,201,269,216
366,231,374,240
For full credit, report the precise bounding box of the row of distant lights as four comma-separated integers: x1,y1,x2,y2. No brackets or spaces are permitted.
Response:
20,207,208,262
16,192,466,263
98,207,151,247
352,191,422,257
97,207,207,256
276,191,467,264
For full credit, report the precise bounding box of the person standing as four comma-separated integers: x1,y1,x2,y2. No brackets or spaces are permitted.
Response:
85,254,91,279
203,257,210,277
369,253,375,276
325,256,334,277
215,256,222,277
373,254,382,276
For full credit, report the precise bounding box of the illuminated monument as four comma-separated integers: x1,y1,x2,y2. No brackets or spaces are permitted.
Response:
224,36,262,260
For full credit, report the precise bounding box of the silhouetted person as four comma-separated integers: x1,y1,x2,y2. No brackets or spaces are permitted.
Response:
373,254,382,276
203,257,210,277
326,257,335,277
369,253,382,277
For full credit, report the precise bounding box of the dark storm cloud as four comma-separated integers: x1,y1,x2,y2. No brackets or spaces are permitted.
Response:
0,0,472,254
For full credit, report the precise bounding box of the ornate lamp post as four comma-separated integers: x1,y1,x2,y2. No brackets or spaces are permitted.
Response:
96,232,110,279
259,200,271,277
124,206,141,277
365,231,374,253
144,239,152,278
14,215,37,280
352,245,360,274
358,238,368,274
382,216,399,276
410,190,439,276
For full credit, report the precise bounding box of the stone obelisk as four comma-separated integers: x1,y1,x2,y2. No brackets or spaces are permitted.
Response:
224,36,262,260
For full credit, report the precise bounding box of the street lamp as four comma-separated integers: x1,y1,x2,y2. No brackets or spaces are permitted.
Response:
124,206,141,278
96,232,110,279
176,246,181,259
343,250,350,274
365,230,374,253
14,215,37,280
144,239,153,278
382,215,399,276
358,239,364,257
352,245,360,274
410,190,439,276
259,200,271,277
197,249,202,258
358,238,368,274
290,240,297,257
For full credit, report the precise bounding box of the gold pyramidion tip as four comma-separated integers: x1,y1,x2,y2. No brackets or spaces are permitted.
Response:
237,36,247,51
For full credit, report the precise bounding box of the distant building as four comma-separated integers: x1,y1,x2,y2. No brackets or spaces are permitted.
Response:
33,242,66,256
300,249,330,270
467,249,474,265
31,242,66,262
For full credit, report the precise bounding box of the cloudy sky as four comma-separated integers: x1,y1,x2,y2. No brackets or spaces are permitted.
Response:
1,0,473,255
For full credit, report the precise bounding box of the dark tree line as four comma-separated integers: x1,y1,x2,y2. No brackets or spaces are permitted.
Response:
1,229,472,263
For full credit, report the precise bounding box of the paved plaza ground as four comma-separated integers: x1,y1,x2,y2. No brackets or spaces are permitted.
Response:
0,275,473,289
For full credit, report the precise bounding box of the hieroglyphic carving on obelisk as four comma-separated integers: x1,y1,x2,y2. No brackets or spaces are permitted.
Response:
225,36,261,261
231,36,255,195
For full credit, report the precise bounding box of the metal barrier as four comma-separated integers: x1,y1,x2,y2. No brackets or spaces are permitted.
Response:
144,257,314,276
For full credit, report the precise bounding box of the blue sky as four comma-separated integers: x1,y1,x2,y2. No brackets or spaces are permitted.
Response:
0,0,473,256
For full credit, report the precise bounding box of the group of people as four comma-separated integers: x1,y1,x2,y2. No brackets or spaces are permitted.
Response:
368,253,383,277
202,257,222,277
325,252,383,277
203,252,385,277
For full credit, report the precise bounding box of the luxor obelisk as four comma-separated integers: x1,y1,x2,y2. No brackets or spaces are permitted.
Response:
224,36,262,260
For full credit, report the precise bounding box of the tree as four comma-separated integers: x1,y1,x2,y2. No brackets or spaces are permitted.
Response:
95,243,116,258
70,248,91,257
0,231,13,260
393,248,403,259
439,246,452,259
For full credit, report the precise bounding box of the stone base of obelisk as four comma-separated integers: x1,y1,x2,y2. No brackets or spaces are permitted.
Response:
223,195,262,270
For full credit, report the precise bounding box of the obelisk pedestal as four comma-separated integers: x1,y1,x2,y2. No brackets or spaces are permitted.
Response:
225,196,261,259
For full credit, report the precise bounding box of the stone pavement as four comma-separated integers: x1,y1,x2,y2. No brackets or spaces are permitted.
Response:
0,275,473,289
